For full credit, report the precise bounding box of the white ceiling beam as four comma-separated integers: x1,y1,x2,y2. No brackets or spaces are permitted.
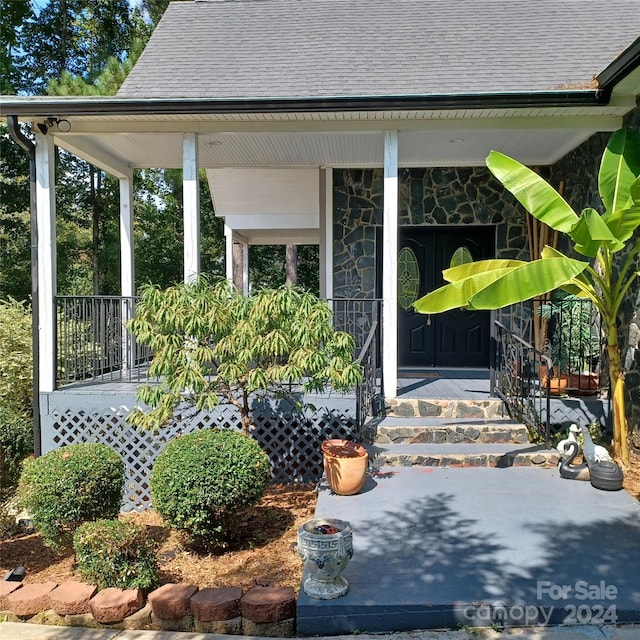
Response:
52,135,132,179
224,213,318,230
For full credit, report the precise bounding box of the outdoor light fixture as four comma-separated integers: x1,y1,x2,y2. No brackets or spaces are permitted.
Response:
36,117,71,135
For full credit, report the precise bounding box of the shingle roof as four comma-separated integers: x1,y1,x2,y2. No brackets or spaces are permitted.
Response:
118,0,640,100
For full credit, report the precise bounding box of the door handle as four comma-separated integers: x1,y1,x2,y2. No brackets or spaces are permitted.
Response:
425,315,432,326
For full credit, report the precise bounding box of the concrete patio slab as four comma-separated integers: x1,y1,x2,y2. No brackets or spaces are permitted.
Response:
297,466,640,635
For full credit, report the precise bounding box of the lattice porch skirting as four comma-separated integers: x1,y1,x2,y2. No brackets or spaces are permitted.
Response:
40,390,358,512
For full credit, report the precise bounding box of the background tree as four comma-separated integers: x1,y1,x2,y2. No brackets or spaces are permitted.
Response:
0,1,34,94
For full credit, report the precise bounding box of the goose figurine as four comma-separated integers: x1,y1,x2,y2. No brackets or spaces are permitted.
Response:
579,425,624,491
558,440,590,481
556,423,580,456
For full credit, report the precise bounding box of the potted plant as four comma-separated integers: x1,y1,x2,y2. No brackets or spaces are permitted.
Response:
321,439,368,496
540,293,600,395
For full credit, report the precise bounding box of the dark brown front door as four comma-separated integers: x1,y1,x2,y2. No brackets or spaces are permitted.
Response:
398,227,494,368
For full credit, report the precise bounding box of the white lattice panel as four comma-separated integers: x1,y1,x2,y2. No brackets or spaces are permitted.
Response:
43,393,357,511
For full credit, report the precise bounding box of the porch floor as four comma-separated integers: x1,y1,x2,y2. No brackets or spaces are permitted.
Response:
297,465,640,634
397,368,491,400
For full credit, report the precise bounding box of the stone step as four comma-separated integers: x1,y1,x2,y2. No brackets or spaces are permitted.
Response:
368,443,559,468
373,417,529,445
386,397,504,419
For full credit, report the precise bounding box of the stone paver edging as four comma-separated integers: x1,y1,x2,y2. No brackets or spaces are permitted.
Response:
0,581,294,635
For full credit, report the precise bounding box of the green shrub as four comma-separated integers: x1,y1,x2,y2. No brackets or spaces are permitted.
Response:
73,518,158,590
18,443,124,551
150,428,270,547
0,406,33,497
0,298,32,416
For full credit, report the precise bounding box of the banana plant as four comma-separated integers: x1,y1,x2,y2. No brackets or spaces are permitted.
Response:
414,128,640,466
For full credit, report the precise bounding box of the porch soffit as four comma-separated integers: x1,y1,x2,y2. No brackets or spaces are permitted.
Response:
5,98,635,172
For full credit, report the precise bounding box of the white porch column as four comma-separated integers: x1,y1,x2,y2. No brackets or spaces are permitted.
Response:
319,167,333,300
119,173,135,369
241,241,249,295
35,132,57,393
119,173,135,298
224,223,234,283
382,130,398,398
183,133,200,283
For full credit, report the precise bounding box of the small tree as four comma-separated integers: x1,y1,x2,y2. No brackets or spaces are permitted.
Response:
127,279,362,433
414,128,640,467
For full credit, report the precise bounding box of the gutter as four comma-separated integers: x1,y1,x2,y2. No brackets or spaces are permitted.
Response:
0,90,607,118
7,116,41,458
596,36,640,100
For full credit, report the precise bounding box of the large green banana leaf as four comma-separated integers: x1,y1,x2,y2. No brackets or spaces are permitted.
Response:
467,257,588,309
414,257,587,313
602,204,640,245
599,128,640,213
413,268,515,313
631,176,640,204
442,258,526,283
571,207,624,256
486,151,578,232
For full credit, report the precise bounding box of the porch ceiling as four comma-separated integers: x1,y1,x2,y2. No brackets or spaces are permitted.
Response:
50,117,625,170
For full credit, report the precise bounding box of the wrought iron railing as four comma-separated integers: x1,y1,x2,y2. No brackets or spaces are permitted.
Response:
56,296,152,387
531,295,603,391
329,298,382,354
494,320,552,447
56,295,384,406
355,320,381,434
329,298,383,434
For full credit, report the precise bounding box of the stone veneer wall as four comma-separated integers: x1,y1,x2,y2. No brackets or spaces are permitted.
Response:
333,102,640,446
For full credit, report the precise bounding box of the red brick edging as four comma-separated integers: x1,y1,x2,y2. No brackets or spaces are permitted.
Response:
0,581,296,635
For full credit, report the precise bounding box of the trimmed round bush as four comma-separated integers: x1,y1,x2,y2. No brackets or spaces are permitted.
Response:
150,428,270,546
0,406,33,498
18,443,124,551
74,519,158,590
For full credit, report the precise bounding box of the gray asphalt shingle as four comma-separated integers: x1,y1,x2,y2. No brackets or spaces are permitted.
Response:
118,0,640,100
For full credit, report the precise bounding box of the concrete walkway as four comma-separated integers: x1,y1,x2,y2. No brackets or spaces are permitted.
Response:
1,621,639,639
298,466,640,635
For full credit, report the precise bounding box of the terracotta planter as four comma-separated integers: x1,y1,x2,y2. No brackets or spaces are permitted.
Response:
539,364,569,395
568,372,599,395
321,439,368,496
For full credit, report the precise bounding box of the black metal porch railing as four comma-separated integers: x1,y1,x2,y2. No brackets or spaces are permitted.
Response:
56,295,384,402
531,295,603,389
330,298,383,433
494,320,552,447
494,296,604,446
56,296,152,387
355,320,380,434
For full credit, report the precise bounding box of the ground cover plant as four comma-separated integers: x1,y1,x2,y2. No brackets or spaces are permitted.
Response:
73,518,158,590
